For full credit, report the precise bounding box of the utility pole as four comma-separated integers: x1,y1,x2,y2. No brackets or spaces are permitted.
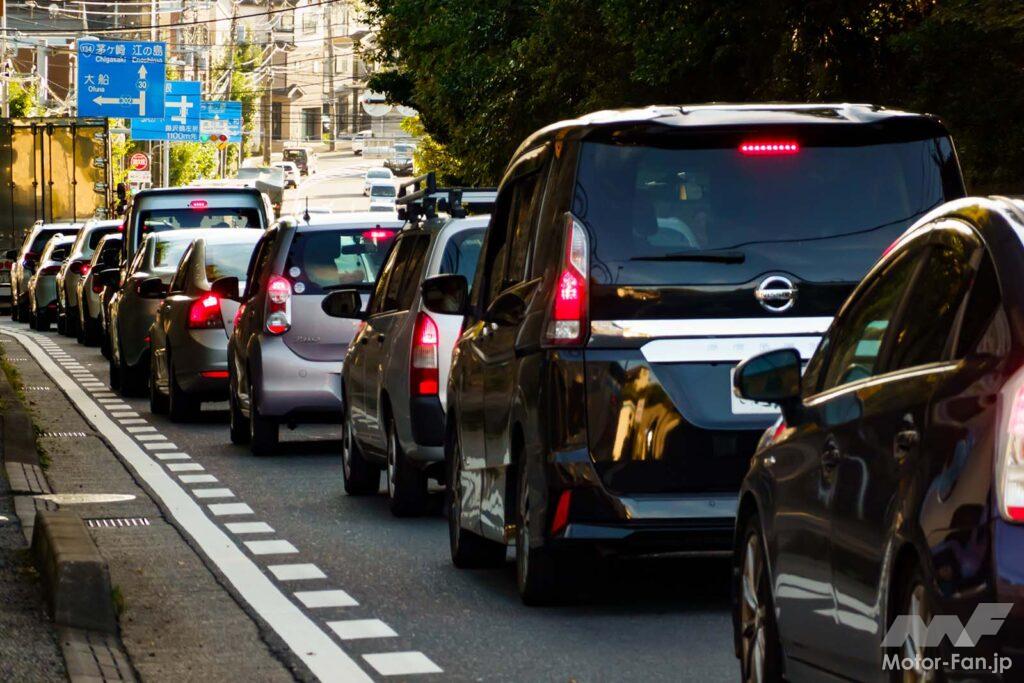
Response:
1,0,9,119
225,2,237,176
324,3,336,151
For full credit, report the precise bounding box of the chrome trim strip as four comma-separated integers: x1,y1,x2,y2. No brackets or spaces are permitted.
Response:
592,317,833,339
618,495,739,520
640,336,821,363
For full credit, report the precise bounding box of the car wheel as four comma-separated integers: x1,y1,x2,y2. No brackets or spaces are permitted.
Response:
18,298,29,323
248,376,278,456
515,462,570,605
228,365,250,445
889,564,936,683
738,514,783,683
120,352,146,397
56,305,66,335
341,400,380,495
167,354,200,422
108,349,121,390
149,352,169,415
447,431,506,568
65,307,78,337
34,307,49,332
386,415,428,516
10,293,19,321
76,309,86,344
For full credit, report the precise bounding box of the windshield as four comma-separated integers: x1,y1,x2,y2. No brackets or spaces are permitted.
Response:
138,208,261,234
574,136,960,286
205,242,258,282
236,168,261,179
30,229,77,255
367,169,390,179
370,185,396,198
151,238,191,272
284,228,397,294
283,150,306,163
394,145,414,155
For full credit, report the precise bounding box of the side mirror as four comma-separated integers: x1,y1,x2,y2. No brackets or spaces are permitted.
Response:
98,268,120,288
421,274,468,316
210,276,241,301
734,348,802,405
485,289,526,327
321,289,364,318
137,276,167,299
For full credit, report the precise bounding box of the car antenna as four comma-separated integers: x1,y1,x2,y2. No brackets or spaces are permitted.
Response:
303,197,311,224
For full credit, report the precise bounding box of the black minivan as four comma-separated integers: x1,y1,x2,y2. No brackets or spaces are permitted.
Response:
420,104,965,604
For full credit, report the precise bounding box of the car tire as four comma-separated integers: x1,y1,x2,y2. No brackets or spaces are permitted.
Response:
341,401,380,495
738,514,783,683
56,305,67,335
149,353,169,415
83,317,100,346
108,350,121,390
447,432,506,569
65,307,78,337
515,462,571,606
248,376,278,456
33,307,48,332
167,353,200,422
888,563,935,683
10,293,19,321
18,298,29,324
119,353,146,397
386,415,428,517
228,365,250,445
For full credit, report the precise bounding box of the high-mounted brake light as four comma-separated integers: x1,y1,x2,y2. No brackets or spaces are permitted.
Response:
739,141,800,156
544,213,589,346
363,228,395,242
189,199,209,210
265,275,292,335
189,294,224,329
998,377,1024,522
410,312,439,396
201,370,229,379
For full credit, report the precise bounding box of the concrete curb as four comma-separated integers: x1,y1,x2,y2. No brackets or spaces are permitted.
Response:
31,510,118,635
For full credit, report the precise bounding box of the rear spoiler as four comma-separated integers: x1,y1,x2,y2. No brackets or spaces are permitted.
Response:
396,172,496,221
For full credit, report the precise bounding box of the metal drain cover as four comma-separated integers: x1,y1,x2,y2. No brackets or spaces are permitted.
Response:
34,493,136,505
86,517,150,528
42,431,88,438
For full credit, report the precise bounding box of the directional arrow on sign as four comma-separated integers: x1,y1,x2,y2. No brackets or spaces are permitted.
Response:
166,95,193,125
93,90,146,116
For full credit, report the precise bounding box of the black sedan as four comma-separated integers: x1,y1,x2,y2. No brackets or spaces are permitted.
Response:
732,196,1024,682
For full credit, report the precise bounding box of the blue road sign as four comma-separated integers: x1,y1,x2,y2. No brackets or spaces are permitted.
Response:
78,40,166,118
131,81,202,141
201,100,243,143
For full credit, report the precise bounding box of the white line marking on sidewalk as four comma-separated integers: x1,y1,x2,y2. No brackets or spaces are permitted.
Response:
126,426,157,433
1,326,374,682
179,474,217,484
268,564,326,581
328,619,396,640
208,503,253,516
135,433,166,441
245,540,298,555
110,411,138,418
167,463,203,472
118,418,148,425
362,652,443,676
295,590,357,609
193,488,234,500
155,452,190,461
226,521,274,535
144,442,176,451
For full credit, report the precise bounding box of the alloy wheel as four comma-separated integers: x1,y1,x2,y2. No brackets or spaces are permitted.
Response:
740,533,767,683
342,412,354,480
516,480,531,587
448,443,463,550
386,426,396,501
901,584,935,683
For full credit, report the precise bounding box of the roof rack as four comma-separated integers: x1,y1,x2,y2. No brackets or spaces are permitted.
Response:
395,172,497,222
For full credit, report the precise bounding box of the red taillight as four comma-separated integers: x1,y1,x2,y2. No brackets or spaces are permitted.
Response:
189,293,224,329
999,379,1024,522
363,228,395,242
200,370,229,379
39,265,60,276
550,490,572,535
544,213,589,346
92,279,105,294
22,251,38,266
69,260,91,276
739,141,800,156
411,312,439,396
265,275,291,335
233,302,246,327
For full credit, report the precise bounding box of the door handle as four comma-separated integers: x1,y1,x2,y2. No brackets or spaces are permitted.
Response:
376,333,385,344
821,439,841,472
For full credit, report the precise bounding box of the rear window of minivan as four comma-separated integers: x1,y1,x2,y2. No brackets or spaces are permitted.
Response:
284,228,397,294
30,229,75,254
573,133,961,286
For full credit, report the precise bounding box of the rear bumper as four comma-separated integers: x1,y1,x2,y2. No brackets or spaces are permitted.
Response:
176,330,231,399
403,396,445,464
257,342,343,421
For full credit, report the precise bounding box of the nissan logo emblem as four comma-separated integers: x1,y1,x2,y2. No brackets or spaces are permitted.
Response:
755,275,796,313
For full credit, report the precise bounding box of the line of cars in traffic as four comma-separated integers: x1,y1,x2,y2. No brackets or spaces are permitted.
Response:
7,103,1023,681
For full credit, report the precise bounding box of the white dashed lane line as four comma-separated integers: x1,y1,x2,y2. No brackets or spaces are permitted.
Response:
5,326,446,680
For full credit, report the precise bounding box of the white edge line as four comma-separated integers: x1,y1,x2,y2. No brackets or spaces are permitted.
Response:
1,327,374,683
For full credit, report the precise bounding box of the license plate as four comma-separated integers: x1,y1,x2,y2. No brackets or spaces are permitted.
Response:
0,272,10,284
729,367,782,415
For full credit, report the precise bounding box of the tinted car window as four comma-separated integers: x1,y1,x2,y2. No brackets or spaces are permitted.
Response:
94,238,122,267
821,249,920,390
573,135,957,286
284,228,396,295
205,242,258,282
370,185,396,198
505,173,541,286
85,227,118,255
888,239,974,371
955,252,1008,358
245,233,275,297
439,228,485,295
369,242,402,315
49,245,70,262
170,245,194,293
367,169,391,179
139,208,261,233
152,239,191,273
394,236,429,311
30,229,68,254
380,236,421,312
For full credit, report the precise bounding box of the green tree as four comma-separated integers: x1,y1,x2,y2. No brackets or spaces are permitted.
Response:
220,37,263,161
400,116,463,183
170,142,219,186
8,80,38,117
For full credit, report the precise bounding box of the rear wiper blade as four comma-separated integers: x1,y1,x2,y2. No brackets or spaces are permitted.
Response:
630,249,745,264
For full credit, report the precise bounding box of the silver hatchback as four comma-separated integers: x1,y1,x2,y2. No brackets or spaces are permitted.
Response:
56,219,121,337
227,212,402,456
27,234,77,331
149,231,260,420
